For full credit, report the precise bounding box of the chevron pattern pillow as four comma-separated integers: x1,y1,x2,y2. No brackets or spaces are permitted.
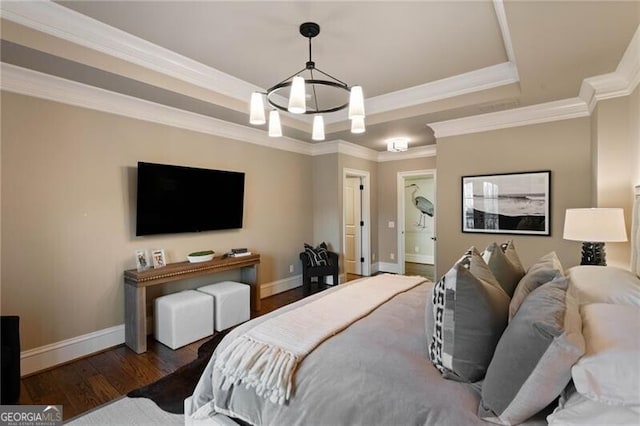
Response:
303,242,329,266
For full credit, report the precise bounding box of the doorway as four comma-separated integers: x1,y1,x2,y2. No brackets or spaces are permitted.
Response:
397,170,436,281
343,168,371,280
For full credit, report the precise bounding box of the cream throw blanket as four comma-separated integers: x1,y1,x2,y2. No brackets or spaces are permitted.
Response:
213,274,426,404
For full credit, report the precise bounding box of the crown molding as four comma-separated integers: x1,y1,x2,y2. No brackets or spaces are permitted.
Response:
2,0,521,132
311,139,379,161
493,0,519,81
429,97,589,138
0,0,261,103
1,63,437,162
580,25,640,112
0,63,314,156
335,62,519,126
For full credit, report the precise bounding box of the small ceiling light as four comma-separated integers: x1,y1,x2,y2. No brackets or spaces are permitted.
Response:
312,115,325,141
268,110,282,137
249,92,266,125
351,116,366,134
249,22,365,139
387,137,409,152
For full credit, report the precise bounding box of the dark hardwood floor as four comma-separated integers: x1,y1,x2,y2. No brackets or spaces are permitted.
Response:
18,285,324,421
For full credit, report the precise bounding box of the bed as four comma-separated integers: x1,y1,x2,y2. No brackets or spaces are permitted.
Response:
187,191,640,425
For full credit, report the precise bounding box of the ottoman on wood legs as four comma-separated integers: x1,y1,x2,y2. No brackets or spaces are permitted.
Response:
197,281,250,331
155,290,214,350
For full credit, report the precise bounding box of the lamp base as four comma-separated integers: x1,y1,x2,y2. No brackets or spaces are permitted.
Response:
580,242,606,266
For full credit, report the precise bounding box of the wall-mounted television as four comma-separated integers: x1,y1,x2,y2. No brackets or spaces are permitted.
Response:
136,162,245,236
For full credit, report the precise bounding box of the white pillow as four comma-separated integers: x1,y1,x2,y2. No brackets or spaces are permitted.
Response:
571,303,640,406
547,383,640,425
568,266,640,306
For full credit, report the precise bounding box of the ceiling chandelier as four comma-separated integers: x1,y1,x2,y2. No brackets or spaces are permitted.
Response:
249,22,366,141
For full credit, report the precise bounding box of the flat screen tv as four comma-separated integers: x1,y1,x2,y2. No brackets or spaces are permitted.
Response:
136,162,245,236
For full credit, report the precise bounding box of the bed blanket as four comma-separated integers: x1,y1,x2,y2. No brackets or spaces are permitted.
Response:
190,278,502,425
213,274,425,404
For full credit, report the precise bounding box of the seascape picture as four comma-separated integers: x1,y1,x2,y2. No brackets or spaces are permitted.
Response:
462,171,551,235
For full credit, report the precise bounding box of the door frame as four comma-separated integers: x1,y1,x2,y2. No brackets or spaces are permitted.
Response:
397,169,436,276
343,168,371,277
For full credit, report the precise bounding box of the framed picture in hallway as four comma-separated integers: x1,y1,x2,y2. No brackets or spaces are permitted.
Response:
461,170,551,235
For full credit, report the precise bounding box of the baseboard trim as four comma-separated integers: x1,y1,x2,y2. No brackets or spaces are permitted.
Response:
260,275,302,298
378,262,401,274
20,277,306,376
20,324,125,377
405,254,434,264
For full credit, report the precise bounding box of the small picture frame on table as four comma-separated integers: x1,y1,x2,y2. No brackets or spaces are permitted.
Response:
151,249,167,268
135,249,150,271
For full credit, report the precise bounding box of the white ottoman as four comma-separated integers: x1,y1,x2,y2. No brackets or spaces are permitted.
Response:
197,281,250,331
155,290,213,350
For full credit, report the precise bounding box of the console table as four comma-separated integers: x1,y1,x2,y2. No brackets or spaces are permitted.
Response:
123,253,260,353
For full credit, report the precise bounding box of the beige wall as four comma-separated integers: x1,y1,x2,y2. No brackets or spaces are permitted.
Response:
630,85,640,188
311,154,340,253
592,90,637,268
1,92,314,350
377,157,437,268
311,153,378,275
435,118,592,276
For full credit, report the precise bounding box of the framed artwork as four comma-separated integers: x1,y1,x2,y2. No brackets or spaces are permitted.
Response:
462,170,551,235
135,249,150,271
151,249,167,268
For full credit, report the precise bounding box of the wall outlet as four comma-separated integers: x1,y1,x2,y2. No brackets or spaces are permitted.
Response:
388,221,395,228
414,246,420,253
390,253,395,260
289,264,294,273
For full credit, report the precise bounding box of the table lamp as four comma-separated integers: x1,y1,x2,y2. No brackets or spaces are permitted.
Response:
563,208,627,266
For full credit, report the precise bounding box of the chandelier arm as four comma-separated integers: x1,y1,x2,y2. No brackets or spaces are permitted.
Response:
312,67,349,88
309,69,320,112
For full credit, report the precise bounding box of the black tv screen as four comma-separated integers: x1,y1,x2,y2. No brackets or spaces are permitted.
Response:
136,162,245,236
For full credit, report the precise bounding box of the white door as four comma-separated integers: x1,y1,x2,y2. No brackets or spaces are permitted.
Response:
344,177,362,275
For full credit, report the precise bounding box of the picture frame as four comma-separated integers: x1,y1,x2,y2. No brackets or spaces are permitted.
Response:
151,249,167,268
135,249,150,271
462,170,551,236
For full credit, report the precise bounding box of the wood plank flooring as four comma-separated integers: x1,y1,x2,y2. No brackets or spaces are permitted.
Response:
18,285,322,421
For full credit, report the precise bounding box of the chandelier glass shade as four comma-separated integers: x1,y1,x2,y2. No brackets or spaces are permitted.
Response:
249,22,365,140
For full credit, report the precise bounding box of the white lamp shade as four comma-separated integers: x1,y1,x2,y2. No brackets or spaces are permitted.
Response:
288,76,306,114
351,116,366,134
348,86,365,119
563,208,628,242
312,115,325,141
249,92,266,125
387,137,409,152
268,110,282,137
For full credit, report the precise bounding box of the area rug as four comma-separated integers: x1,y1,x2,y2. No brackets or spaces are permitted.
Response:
127,330,228,414
66,396,183,425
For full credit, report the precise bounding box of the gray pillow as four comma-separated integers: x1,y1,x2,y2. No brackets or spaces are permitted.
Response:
509,251,564,320
427,248,510,383
501,240,525,276
478,275,585,425
482,242,525,297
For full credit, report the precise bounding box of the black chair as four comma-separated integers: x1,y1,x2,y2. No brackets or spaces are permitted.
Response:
1,315,20,404
299,251,339,296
